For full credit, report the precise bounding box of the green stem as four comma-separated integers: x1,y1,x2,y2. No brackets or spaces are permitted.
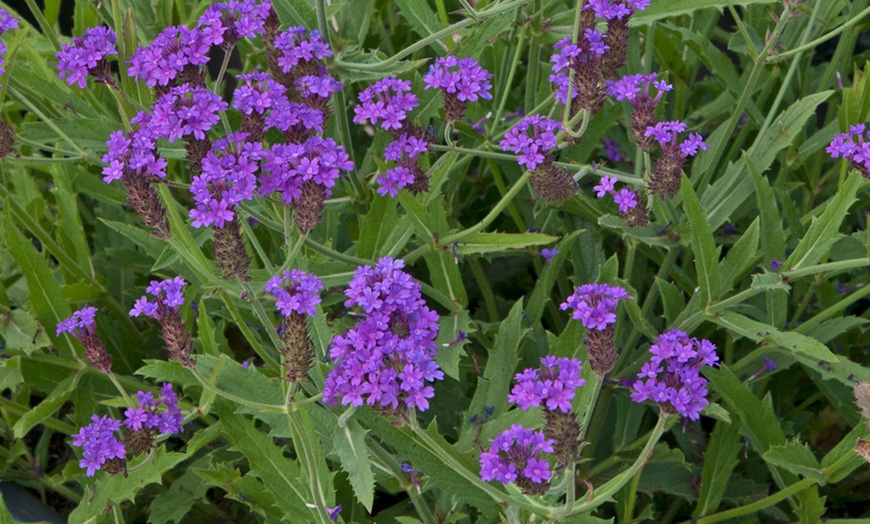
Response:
767,4,870,62
288,411,332,524
572,414,670,514
213,43,235,95
106,371,131,405
22,0,61,51
578,373,603,441
0,397,76,434
705,287,763,315
693,478,815,524
784,258,869,280
794,283,870,333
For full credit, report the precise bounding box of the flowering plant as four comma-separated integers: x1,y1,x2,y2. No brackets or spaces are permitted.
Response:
1,0,869,522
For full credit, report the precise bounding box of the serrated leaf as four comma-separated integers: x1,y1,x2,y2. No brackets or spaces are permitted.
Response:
13,373,81,438
395,0,444,48
0,357,23,392
763,441,824,483
453,232,559,255
631,0,777,25
526,231,580,324
708,311,840,364
751,272,791,292
785,171,864,272
694,419,742,518
69,448,188,523
0,309,51,353
215,400,312,520
333,419,375,511
681,177,720,305
273,0,316,28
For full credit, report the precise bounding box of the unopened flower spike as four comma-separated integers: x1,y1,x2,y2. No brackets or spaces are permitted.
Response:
266,269,324,382
57,306,112,374
561,283,632,375
500,115,575,206
130,277,194,367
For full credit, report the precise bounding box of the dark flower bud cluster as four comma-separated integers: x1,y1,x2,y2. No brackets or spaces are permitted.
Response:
72,383,183,477
560,283,632,376
508,357,586,466
377,133,430,197
323,257,443,415
643,121,707,198
630,329,719,420
129,277,194,367
266,269,324,382
479,425,555,495
56,26,117,89
423,56,493,122
606,73,672,150
827,124,870,179
0,8,19,90
500,115,575,205
57,306,112,374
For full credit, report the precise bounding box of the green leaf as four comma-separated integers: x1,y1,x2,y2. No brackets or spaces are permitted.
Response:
681,177,720,305
148,464,211,524
475,301,527,419
526,231,581,324
333,419,375,511
785,171,864,272
631,0,777,25
99,218,170,265
719,218,760,290
1,211,76,360
13,373,80,438
750,271,791,292
794,487,826,524
0,309,51,354
0,493,14,524
655,277,684,325
69,448,188,523
753,170,786,264
0,357,23,392
273,0,316,28
395,0,444,47
453,231,559,255
820,422,870,484
763,441,824,483
708,311,840,364
215,400,313,519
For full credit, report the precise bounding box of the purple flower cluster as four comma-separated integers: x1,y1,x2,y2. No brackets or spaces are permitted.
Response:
0,8,19,89
549,32,609,105
643,120,707,197
630,329,718,420
197,0,272,47
265,269,324,317
479,425,554,489
602,138,623,162
190,133,261,229
423,56,492,121
607,73,672,103
353,77,419,131
508,357,585,412
323,257,443,413
56,26,117,88
128,25,211,88
827,124,870,179
645,121,707,157
266,98,324,139
233,71,287,116
56,306,98,336
594,175,640,213
499,115,561,171
259,135,353,203
101,129,167,183
377,133,430,197
146,85,228,143
273,26,332,73
129,277,186,319
72,383,183,476
585,0,650,20
560,283,632,331
72,415,125,477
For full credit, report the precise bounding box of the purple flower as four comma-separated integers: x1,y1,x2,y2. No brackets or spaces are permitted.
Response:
129,277,187,320
630,329,718,420
602,138,623,162
197,0,271,45
548,32,610,104
613,187,639,212
323,257,443,413
508,357,585,412
100,127,167,183
325,505,342,522
499,115,561,170
56,306,98,336
259,136,354,204
771,258,783,272
265,269,325,317
0,8,19,89
593,175,617,198
353,77,419,130
584,0,649,20
127,25,211,87
72,414,126,476
56,26,117,88
423,56,493,102
560,284,632,331
147,84,228,143
828,124,870,178
479,425,554,487
233,71,287,115
274,26,332,73
190,134,261,228
376,133,429,197
541,247,558,267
